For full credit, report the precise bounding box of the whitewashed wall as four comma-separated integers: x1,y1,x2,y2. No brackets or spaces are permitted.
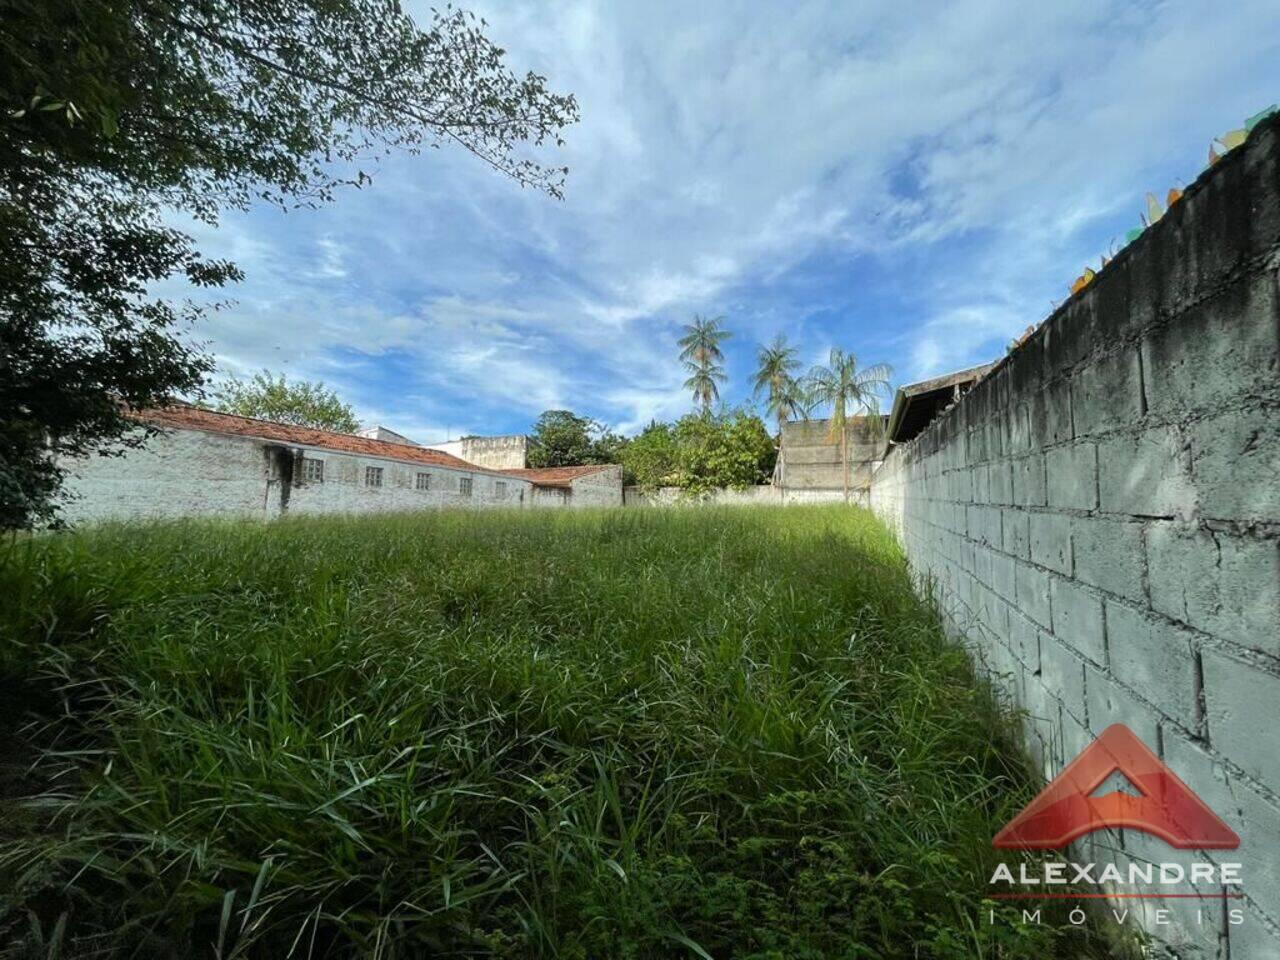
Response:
567,466,624,506
624,485,860,507
426,435,528,470
58,427,534,524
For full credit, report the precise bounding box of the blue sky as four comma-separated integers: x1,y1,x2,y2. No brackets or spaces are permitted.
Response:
182,0,1280,442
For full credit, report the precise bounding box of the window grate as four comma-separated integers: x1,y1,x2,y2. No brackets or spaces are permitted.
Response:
302,458,324,483
416,472,431,491
365,466,384,487
459,477,473,497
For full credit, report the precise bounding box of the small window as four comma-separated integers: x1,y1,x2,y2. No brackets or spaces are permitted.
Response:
459,477,473,497
302,458,324,483
416,472,431,491
365,466,383,487
495,481,507,498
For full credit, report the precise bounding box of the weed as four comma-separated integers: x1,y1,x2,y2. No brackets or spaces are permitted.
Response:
0,507,1133,957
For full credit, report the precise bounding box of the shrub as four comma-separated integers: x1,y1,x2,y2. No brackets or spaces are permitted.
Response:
673,409,776,494
620,420,679,490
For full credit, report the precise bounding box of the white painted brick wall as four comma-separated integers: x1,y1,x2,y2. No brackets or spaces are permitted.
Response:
59,427,539,523
566,465,625,506
870,114,1280,956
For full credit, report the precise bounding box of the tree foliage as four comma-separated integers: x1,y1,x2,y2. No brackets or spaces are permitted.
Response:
619,420,678,490
213,370,359,432
677,314,730,414
527,410,626,469
804,348,892,437
804,348,892,502
752,334,808,434
674,409,776,494
622,410,775,494
0,0,577,527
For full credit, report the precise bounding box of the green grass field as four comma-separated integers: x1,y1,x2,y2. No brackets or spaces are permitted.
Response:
0,507,1127,958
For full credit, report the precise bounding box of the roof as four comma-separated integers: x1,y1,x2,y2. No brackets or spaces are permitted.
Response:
886,362,996,444
134,405,514,477
499,464,617,489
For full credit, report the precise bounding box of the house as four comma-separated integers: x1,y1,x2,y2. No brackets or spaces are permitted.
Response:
500,465,625,507
885,363,994,445
57,406,621,525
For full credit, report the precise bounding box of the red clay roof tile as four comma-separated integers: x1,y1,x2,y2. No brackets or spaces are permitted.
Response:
499,465,617,488
133,405,514,477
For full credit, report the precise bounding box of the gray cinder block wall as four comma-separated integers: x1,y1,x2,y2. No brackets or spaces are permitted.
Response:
777,417,886,492
869,115,1280,957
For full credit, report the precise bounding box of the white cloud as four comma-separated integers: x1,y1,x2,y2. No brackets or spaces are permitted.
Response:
177,0,1280,432
308,236,349,280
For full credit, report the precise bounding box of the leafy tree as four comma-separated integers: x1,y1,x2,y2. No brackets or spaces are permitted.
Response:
213,370,359,432
752,334,809,435
804,348,892,502
619,420,678,491
1,1,577,528
678,314,730,414
673,409,776,495
527,410,594,467
589,426,630,467
527,410,627,468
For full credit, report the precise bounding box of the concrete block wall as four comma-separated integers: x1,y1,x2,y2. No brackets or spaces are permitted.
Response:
870,114,1280,957
777,417,886,492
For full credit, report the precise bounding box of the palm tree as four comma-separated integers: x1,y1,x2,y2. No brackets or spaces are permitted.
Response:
804,348,892,503
678,314,730,414
682,363,726,414
752,334,807,434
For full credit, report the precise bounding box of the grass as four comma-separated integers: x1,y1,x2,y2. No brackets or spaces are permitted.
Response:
0,506,1128,958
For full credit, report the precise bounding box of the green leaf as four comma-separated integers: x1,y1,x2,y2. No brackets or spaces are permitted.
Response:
216,889,235,958
663,931,714,960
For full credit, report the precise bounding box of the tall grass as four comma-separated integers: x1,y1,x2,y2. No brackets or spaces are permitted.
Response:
1,507,1124,957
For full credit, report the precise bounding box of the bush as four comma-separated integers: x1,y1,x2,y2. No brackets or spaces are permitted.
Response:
673,409,776,494
619,420,679,490
622,410,776,494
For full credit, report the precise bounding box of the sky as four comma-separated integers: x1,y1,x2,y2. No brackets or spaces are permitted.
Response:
179,0,1280,442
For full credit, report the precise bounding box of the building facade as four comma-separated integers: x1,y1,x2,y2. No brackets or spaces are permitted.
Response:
57,407,621,525
501,465,626,507
773,417,888,503
424,434,528,470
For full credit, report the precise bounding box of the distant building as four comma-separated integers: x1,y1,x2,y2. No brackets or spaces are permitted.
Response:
58,406,620,525
424,434,528,470
773,416,889,503
356,425,421,446
501,465,626,507
885,363,994,445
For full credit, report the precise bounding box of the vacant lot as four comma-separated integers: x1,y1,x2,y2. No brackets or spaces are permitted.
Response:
1,507,1116,958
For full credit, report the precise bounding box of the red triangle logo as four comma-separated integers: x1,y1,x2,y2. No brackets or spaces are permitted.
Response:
993,724,1240,850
